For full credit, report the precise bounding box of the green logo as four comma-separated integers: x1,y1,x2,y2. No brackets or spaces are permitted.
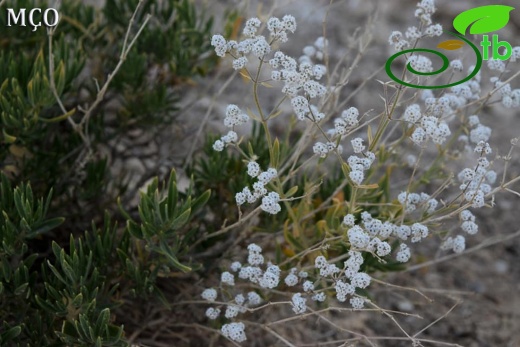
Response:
386,5,515,89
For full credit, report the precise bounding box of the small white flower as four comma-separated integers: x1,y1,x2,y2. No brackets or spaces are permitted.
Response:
201,288,217,302
350,296,365,310
232,56,248,70
303,280,314,292
282,15,297,33
351,272,371,289
313,142,329,158
312,292,326,302
247,291,262,306
284,273,299,286
213,140,224,151
225,304,240,318
247,161,261,178
376,241,391,257
349,170,364,185
335,280,355,302
348,225,370,249
206,307,220,320
461,220,478,235
343,214,356,227
424,23,442,36
341,107,359,126
221,271,235,286
411,127,426,145
450,59,463,72
453,235,466,253
291,293,307,314
396,243,411,262
403,104,422,124
230,261,242,272
221,322,247,342
351,138,365,153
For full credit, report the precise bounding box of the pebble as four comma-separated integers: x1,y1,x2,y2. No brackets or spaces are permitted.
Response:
494,260,509,274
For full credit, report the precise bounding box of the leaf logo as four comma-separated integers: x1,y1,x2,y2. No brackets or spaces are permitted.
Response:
437,40,465,51
453,5,515,35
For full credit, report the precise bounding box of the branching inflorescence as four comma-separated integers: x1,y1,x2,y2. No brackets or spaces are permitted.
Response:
200,1,520,344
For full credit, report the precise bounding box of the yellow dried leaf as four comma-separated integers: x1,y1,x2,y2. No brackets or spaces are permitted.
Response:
437,40,465,50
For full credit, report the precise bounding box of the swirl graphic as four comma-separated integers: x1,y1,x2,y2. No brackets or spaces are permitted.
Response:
385,32,483,89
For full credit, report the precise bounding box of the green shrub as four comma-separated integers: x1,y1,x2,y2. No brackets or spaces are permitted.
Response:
0,0,221,345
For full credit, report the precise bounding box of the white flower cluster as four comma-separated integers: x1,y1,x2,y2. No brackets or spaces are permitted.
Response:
415,0,436,25
300,36,328,63
211,15,296,71
445,135,496,255
388,1,438,51
291,293,307,314
270,49,327,120
221,322,247,343
284,268,299,286
235,162,281,214
312,106,361,159
396,243,411,262
315,255,341,276
223,104,249,128
397,191,438,214
490,77,520,109
312,141,343,158
407,55,433,73
210,15,310,159
441,234,466,253
400,71,483,152
212,130,238,151
347,151,375,185
403,103,452,145
460,209,478,235
458,139,495,209
510,46,520,62
345,211,428,263
487,59,505,73
450,59,463,72
314,252,370,309
424,23,442,37
388,31,408,51
201,288,218,302
203,244,293,342
212,104,251,151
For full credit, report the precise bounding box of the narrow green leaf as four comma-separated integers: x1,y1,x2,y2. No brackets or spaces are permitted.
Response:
341,162,350,180
159,241,191,272
96,308,110,332
14,282,28,296
54,60,66,95
170,208,191,230
167,170,178,219
72,293,83,307
1,326,22,342
29,217,65,237
39,108,76,123
47,262,66,286
191,189,210,212
2,129,16,143
126,220,143,239
78,314,91,339
272,138,280,168
284,185,299,198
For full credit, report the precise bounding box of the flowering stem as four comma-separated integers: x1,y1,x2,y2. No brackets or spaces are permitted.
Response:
253,59,275,167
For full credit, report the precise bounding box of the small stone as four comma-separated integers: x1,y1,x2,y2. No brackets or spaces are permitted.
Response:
494,260,508,274
397,299,414,312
